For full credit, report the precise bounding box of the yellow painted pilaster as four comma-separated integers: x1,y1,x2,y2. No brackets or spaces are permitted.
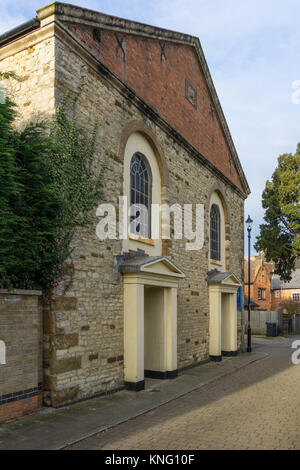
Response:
166,287,177,372
209,286,222,357
124,281,144,384
229,292,238,351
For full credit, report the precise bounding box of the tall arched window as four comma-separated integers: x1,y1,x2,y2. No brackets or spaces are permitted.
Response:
130,153,152,238
210,204,221,261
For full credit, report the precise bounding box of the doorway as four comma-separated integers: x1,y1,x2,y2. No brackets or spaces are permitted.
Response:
121,255,185,390
221,292,237,356
144,286,166,378
207,271,241,361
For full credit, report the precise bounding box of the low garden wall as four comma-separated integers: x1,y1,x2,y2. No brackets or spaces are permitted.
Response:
0,289,42,423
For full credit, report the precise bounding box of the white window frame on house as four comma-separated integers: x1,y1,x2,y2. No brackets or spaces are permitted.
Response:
291,292,300,302
275,291,280,299
258,288,266,300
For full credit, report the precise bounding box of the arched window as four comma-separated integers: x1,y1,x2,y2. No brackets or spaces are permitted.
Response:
210,204,221,261
130,153,152,238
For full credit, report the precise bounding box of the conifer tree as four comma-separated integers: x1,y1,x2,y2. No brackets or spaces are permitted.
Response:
0,97,21,287
0,87,106,291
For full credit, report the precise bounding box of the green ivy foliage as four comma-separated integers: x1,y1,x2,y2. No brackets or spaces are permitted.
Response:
45,93,107,292
0,88,106,292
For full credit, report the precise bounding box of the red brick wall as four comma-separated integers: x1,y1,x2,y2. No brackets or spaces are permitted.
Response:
271,291,281,311
253,270,272,310
0,393,42,424
66,23,243,191
271,288,300,310
244,284,254,305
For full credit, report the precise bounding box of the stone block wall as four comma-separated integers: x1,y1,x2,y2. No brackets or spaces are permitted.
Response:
0,29,55,127
66,22,243,191
0,290,42,423
0,17,245,407
43,30,244,404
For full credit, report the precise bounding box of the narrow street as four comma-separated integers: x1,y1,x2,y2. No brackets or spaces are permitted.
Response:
69,337,300,450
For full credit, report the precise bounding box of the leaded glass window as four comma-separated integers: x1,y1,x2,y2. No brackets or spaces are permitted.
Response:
130,153,152,238
210,204,220,261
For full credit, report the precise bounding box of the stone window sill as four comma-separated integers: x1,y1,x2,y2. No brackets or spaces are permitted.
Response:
210,259,222,267
129,233,155,246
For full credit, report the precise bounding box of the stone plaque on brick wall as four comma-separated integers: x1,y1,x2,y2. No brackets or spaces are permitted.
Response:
185,79,197,108
0,290,42,423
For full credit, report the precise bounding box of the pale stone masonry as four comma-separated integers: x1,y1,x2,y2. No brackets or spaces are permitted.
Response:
0,2,249,407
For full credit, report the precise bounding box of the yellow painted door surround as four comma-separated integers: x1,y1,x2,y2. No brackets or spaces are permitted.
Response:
207,272,241,362
120,256,184,391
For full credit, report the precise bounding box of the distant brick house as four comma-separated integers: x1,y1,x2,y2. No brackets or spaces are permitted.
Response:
271,260,300,311
244,253,274,311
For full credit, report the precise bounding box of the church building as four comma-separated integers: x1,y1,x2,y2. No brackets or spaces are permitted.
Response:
0,2,250,407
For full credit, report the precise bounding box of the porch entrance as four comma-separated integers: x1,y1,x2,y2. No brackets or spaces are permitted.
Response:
221,292,238,356
207,271,241,361
119,255,185,391
144,286,165,378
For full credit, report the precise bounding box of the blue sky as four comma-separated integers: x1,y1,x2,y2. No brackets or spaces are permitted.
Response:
1,0,300,252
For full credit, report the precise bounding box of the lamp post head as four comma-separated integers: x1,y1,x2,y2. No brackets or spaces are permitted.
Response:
246,215,253,233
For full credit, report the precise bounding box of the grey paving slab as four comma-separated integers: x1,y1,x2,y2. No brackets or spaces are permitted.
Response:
0,345,269,450
70,336,300,451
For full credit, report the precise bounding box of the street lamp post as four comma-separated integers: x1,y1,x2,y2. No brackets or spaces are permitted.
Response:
246,215,253,352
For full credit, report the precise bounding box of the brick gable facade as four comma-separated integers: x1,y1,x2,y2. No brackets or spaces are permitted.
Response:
244,255,274,311
64,22,245,193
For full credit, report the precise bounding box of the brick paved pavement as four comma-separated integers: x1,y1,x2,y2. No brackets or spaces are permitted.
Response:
69,337,300,450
